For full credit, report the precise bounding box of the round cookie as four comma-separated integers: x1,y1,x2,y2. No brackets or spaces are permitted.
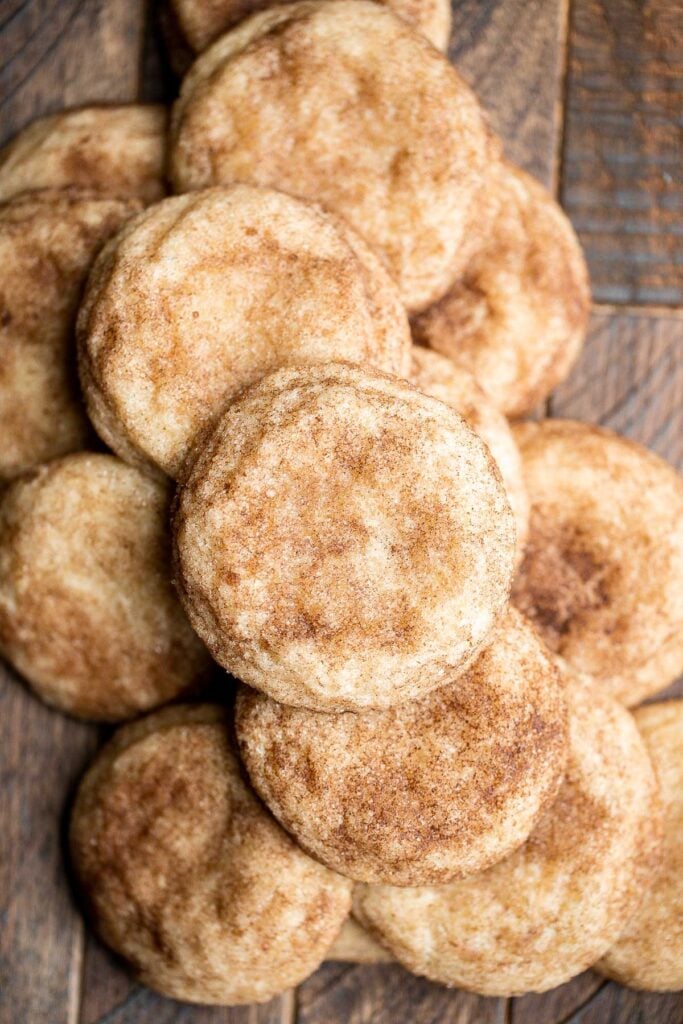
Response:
166,0,451,58
0,105,167,205
598,700,683,991
0,453,212,721
174,362,516,711
410,346,529,560
236,609,567,885
412,161,590,416
511,419,683,706
0,189,140,480
169,0,497,312
353,666,662,996
78,185,411,479
70,705,352,1004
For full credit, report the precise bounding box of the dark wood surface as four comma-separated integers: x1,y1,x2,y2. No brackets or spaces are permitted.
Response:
449,0,568,188
561,0,683,307
0,0,146,146
0,1,681,1022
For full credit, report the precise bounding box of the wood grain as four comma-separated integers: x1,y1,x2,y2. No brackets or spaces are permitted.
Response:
0,7,146,1015
561,0,683,306
0,670,99,1024
77,936,295,1024
449,0,569,187
0,4,140,1024
512,972,605,1024
140,0,176,103
79,977,294,1024
298,964,506,1024
564,981,683,1024
0,0,146,146
550,307,683,469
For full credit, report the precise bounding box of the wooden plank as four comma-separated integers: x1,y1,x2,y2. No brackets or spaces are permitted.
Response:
561,0,683,306
512,972,605,1024
0,668,99,1024
85,988,291,1023
0,5,140,1024
298,963,506,1024
79,970,293,1024
449,0,569,187
563,980,683,1024
78,935,133,1023
0,0,146,146
550,308,683,470
77,936,294,1024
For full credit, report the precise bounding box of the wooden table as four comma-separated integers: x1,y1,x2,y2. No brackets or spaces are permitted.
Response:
1,1,682,1022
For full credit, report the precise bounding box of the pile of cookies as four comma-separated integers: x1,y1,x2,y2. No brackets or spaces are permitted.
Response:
1,0,682,1007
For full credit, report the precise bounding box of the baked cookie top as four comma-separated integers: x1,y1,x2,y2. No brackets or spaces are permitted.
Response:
598,699,683,992
412,161,590,416
174,362,515,710
410,346,529,561
0,188,140,480
78,185,410,479
0,105,167,205
70,705,352,1004
170,0,496,311
353,666,662,995
512,419,683,706
236,609,567,885
0,453,211,720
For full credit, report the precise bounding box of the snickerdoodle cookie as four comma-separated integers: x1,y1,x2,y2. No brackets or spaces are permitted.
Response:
0,189,140,480
174,363,515,711
412,162,590,416
70,705,352,1004
236,609,567,884
166,0,451,58
0,454,212,721
169,0,497,312
410,346,529,559
598,700,683,991
0,105,167,205
78,186,410,479
512,420,683,706
353,667,662,995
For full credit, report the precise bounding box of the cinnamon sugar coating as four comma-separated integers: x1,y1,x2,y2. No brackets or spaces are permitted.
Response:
174,362,515,711
512,419,683,706
0,189,140,480
78,186,410,479
70,705,352,1004
412,161,590,416
170,0,497,312
353,667,662,995
0,454,212,721
410,346,529,561
599,700,683,991
0,105,167,205
236,609,567,884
